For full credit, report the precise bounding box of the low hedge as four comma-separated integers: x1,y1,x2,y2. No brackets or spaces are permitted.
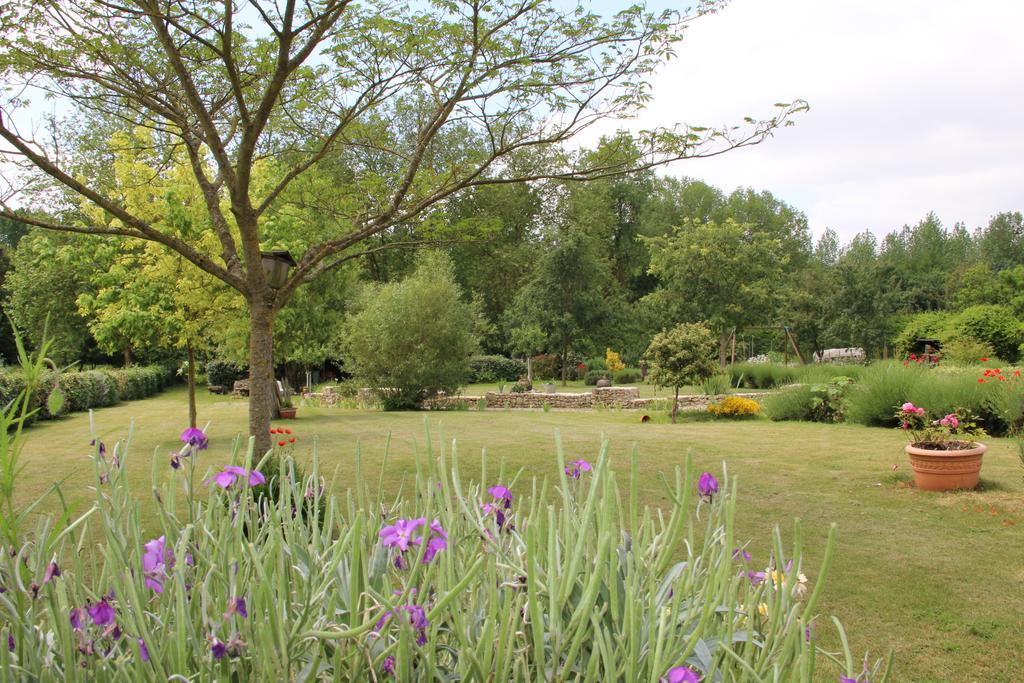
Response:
0,364,172,423
468,355,527,383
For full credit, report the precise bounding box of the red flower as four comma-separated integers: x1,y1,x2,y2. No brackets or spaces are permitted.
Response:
278,440,286,447
978,378,985,383
289,437,295,443
999,376,1006,382
909,353,917,360
284,428,292,435
980,357,989,362
1015,370,1021,377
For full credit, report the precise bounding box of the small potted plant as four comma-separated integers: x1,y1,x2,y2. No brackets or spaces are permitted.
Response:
896,402,986,491
278,388,298,419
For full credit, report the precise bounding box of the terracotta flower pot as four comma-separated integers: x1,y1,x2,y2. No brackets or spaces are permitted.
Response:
905,442,986,491
278,407,297,419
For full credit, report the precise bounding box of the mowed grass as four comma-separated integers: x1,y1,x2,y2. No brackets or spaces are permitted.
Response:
13,387,1024,682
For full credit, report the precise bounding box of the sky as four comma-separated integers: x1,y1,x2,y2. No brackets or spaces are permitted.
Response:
585,0,1024,242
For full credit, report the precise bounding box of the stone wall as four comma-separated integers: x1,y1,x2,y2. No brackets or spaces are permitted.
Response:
307,385,769,411
484,391,593,409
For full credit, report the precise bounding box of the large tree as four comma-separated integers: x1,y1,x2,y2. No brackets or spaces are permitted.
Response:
0,0,804,451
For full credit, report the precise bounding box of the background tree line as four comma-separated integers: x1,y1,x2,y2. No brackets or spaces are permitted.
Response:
2,133,1021,379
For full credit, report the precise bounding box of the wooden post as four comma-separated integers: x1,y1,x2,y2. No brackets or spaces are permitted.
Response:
730,328,737,366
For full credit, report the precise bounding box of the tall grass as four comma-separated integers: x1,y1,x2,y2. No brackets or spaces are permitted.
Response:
844,361,1022,434
730,363,866,390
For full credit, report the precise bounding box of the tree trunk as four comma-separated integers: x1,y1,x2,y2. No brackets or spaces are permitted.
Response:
123,346,133,367
248,300,277,456
718,333,730,367
561,346,568,386
671,386,679,423
526,355,533,383
187,342,197,429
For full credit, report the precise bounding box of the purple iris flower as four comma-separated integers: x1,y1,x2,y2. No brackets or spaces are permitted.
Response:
698,472,718,501
482,485,514,530
374,605,429,646
564,459,592,479
379,518,426,553
733,548,752,562
421,520,448,564
90,439,106,458
180,427,209,450
839,678,859,683
142,536,173,593
663,667,701,683
87,598,115,626
7,633,13,652
43,560,61,584
209,466,266,489
138,638,150,662
488,486,512,504
382,655,396,674
69,606,86,631
211,638,226,660
224,597,248,619
170,453,181,470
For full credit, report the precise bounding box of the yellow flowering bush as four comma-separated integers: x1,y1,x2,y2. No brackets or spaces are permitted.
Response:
708,395,762,418
605,348,625,372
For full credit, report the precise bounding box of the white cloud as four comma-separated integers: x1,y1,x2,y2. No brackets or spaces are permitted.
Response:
591,0,1024,241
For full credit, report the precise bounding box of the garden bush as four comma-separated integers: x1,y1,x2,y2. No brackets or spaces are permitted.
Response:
612,368,641,384
343,252,479,409
728,362,798,389
583,369,611,386
206,358,248,388
939,337,996,365
842,361,1020,434
468,355,527,383
707,395,761,418
0,388,891,681
763,384,817,422
895,305,1024,362
701,373,731,396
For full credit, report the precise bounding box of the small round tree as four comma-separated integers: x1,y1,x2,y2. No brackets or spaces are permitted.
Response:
342,252,479,409
643,322,718,423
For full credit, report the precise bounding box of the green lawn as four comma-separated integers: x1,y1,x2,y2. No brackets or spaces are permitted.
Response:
14,387,1024,681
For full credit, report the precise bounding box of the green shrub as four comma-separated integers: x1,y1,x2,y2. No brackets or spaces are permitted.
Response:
807,376,856,422
951,304,1023,361
764,385,816,421
583,356,607,372
939,338,996,365
343,252,479,409
468,355,527,383
843,362,1015,434
584,369,612,386
613,368,641,384
701,373,731,396
206,358,247,388
729,362,798,389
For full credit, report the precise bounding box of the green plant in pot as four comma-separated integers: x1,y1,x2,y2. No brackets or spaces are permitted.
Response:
896,403,986,491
